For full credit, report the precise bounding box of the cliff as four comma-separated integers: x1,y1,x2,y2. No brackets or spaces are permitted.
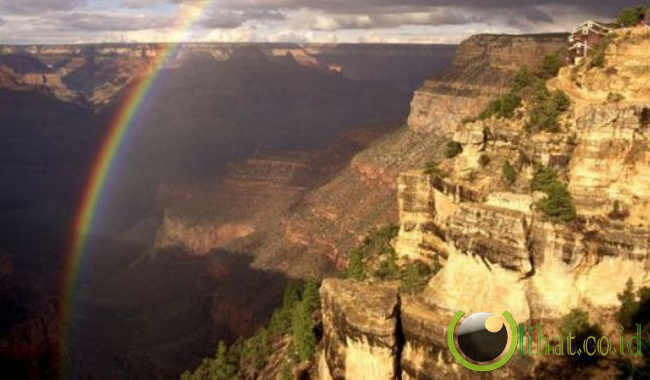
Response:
408,34,568,135
316,28,650,380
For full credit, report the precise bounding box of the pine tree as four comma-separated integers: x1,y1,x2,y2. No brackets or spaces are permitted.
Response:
283,281,302,309
302,279,320,313
291,301,316,362
207,341,238,380
346,249,366,280
618,278,639,328
279,363,292,380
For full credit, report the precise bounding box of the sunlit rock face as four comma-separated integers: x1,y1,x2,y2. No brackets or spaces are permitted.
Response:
408,33,569,135
315,28,650,380
568,105,650,219
319,279,400,380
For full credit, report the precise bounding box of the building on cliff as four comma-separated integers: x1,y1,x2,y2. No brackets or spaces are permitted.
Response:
568,20,612,64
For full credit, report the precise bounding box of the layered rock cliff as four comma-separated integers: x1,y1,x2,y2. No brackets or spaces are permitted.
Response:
408,33,568,135
317,27,650,380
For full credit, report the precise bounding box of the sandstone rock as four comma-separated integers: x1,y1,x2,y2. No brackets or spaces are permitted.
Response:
319,279,400,380
569,104,650,218
408,33,568,135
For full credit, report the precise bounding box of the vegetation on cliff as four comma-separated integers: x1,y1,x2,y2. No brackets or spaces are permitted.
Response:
617,5,648,27
343,224,440,294
464,57,571,134
560,309,603,367
618,278,650,329
502,160,518,185
180,280,320,380
445,141,463,158
531,168,576,222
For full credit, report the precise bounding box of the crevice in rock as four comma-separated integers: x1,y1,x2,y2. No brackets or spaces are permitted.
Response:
641,107,649,129
394,294,405,380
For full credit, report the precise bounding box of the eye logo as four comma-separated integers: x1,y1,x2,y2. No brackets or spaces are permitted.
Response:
447,311,519,372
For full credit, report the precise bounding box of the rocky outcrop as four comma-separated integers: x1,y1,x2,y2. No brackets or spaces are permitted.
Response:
318,27,650,380
408,33,568,135
320,279,401,380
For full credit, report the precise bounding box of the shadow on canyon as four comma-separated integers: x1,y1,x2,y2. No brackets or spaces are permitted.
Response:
0,45,455,379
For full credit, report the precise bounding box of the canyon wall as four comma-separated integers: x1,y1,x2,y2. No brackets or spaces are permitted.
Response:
318,28,650,380
407,33,569,135
0,43,455,108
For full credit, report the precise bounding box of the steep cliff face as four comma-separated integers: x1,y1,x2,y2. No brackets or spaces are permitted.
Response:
408,34,568,135
320,279,400,380
318,28,650,380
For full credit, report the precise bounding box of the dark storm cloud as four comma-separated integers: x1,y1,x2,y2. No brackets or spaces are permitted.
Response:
0,0,86,14
163,0,646,30
167,0,642,18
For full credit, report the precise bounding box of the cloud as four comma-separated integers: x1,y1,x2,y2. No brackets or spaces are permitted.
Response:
1,0,645,44
198,9,285,29
172,0,640,19
0,0,86,14
290,9,484,31
55,12,175,32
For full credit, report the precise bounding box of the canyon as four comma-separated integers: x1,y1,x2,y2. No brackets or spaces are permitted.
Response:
0,43,456,379
2,21,649,380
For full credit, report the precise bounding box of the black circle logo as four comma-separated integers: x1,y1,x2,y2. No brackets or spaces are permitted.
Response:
455,312,510,363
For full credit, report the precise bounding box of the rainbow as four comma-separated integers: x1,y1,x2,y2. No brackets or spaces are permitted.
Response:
59,1,212,374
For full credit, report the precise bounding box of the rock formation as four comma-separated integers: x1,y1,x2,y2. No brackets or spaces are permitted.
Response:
0,43,455,108
317,28,650,380
408,33,569,135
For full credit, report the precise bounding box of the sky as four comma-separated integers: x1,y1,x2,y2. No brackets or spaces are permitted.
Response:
0,0,645,44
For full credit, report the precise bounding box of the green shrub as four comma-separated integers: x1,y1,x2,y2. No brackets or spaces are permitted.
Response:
302,279,321,313
617,278,650,329
445,141,463,158
375,249,399,280
502,161,517,185
346,248,366,280
479,91,522,120
268,308,292,335
531,168,576,222
541,53,564,78
400,260,440,294
560,309,603,367
279,364,292,380
617,6,647,27
242,328,270,371
618,278,640,329
536,182,577,222
291,301,316,362
531,168,558,193
511,66,536,92
526,83,570,133
553,90,571,112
